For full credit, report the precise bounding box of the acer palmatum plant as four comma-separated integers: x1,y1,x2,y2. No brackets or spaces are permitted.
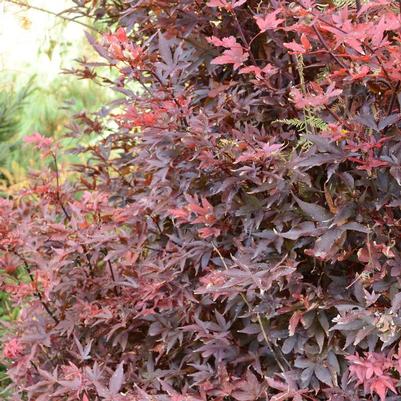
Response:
3,0,401,400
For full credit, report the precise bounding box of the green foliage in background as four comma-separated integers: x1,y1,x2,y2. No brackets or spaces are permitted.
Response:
0,76,34,143
0,75,35,189
0,73,111,191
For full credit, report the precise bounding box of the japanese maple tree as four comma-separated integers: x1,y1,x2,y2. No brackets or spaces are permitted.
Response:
2,0,401,400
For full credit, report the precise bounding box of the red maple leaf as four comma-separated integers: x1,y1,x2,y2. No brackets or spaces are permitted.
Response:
211,48,249,68
283,36,312,54
369,13,400,48
348,157,389,172
368,376,397,401
207,36,238,48
208,37,249,69
207,0,247,10
239,63,278,78
347,352,397,401
169,208,191,223
115,27,128,42
234,142,283,163
290,83,342,109
190,197,216,225
320,22,365,54
254,10,284,32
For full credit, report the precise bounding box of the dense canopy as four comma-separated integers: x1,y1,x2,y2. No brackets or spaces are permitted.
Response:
2,0,401,400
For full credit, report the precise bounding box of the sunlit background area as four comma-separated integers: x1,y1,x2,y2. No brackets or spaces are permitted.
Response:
0,0,84,79
0,0,108,191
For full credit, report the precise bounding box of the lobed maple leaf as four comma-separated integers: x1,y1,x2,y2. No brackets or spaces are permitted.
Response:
239,63,278,78
169,208,190,223
207,0,247,10
207,35,238,48
211,48,249,69
348,154,389,173
283,36,312,54
347,352,398,400
290,83,342,109
369,13,401,48
320,22,366,54
254,10,284,32
208,35,249,69
369,376,397,401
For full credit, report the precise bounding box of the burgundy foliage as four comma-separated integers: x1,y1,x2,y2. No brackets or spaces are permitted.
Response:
3,0,401,400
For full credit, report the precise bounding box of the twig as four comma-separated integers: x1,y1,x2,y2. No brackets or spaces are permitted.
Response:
107,260,119,296
17,256,59,324
324,105,352,130
312,25,347,69
231,9,257,65
144,245,174,253
51,152,70,221
386,80,400,116
4,0,101,33
150,215,164,236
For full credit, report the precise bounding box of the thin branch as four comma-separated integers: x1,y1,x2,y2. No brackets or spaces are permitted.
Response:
150,215,164,236
17,256,59,324
312,25,347,69
386,80,401,116
231,9,257,65
324,105,352,130
144,245,174,253
248,30,264,48
51,152,70,221
83,248,95,278
107,260,119,296
4,0,101,33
